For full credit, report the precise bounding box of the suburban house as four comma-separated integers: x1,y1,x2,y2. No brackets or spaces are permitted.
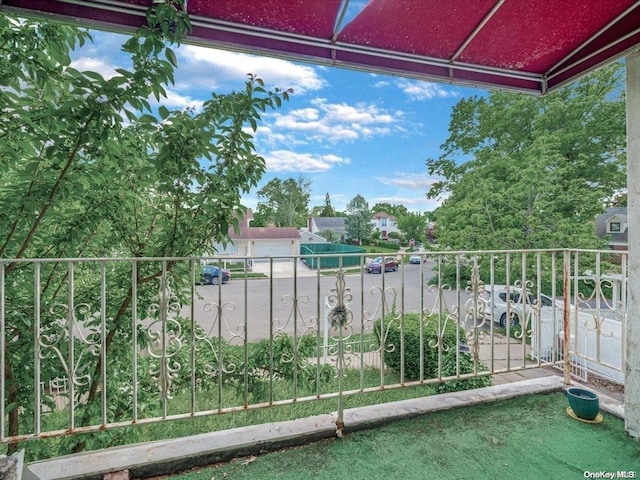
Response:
299,230,327,243
307,216,347,242
595,206,628,250
371,212,399,240
213,210,301,258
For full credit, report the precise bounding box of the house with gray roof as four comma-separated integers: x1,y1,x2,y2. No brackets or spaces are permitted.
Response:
595,207,628,250
307,216,347,242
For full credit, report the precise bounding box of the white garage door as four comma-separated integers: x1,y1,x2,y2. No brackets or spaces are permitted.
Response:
251,240,295,257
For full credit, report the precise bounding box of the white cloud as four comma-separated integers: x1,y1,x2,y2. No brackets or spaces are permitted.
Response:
396,79,459,100
287,108,320,122
312,98,396,124
158,89,203,110
251,125,308,147
177,46,327,94
70,57,118,79
376,173,438,190
263,150,350,173
269,98,401,143
70,55,201,111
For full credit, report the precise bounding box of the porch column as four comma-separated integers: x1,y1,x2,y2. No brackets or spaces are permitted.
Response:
626,50,640,439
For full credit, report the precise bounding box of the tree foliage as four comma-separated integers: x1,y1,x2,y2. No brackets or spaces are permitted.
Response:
0,5,290,454
427,63,626,250
397,212,427,243
372,202,408,218
344,194,372,245
254,176,311,227
311,193,336,217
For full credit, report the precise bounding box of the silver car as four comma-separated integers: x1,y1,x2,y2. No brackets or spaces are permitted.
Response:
480,285,557,328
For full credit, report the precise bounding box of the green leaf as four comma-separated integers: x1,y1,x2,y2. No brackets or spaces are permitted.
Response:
158,105,170,120
165,47,178,67
138,114,157,124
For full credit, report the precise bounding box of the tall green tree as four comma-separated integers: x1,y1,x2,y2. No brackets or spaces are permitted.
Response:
397,212,427,244
319,192,336,216
310,192,335,217
427,63,626,251
254,176,311,227
372,202,408,218
344,194,373,245
0,4,289,454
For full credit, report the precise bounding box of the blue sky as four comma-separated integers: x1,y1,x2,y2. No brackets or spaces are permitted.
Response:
72,28,486,214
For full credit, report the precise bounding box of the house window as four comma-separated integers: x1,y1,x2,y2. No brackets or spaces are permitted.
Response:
609,222,621,233
381,218,387,227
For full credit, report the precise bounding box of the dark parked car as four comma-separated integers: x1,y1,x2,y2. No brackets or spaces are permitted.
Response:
365,256,398,273
198,265,230,285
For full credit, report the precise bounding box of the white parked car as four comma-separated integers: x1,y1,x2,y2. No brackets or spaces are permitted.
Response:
481,285,624,375
409,254,422,264
479,285,561,328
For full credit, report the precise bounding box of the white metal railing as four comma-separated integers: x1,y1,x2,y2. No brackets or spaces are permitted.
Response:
0,248,627,446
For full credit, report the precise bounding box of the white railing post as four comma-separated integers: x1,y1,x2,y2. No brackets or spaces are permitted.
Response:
562,250,571,386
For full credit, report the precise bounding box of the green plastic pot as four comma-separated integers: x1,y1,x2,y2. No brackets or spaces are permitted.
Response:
567,387,600,420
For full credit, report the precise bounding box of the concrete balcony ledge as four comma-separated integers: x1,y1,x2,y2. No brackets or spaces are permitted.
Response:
27,374,621,480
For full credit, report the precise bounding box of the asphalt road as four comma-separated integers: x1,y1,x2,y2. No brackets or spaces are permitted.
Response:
185,262,472,342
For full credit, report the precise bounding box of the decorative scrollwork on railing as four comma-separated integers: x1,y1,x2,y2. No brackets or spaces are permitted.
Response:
510,280,535,342
40,302,102,388
203,301,242,344
362,279,402,366
579,310,616,339
193,323,238,379
424,283,461,353
276,294,319,336
145,281,183,400
464,265,488,360
576,270,627,325
327,270,355,372
272,293,320,370
576,271,619,311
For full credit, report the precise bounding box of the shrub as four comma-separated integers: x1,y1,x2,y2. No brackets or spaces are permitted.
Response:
374,239,401,250
374,313,463,381
434,351,492,394
375,313,491,392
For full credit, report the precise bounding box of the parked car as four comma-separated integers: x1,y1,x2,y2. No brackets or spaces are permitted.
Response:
479,285,558,327
409,254,423,264
198,265,230,285
365,256,398,273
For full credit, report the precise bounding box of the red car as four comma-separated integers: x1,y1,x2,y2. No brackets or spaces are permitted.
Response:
365,256,399,273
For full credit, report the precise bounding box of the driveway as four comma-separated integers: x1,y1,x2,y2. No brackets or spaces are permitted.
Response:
249,259,317,278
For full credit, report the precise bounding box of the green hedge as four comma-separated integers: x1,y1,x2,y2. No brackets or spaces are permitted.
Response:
375,313,491,392
371,239,401,250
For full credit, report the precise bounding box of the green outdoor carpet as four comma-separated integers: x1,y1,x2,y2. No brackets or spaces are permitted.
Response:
159,392,639,480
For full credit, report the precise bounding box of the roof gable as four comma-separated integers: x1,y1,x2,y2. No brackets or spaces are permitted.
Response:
313,217,346,230
595,206,628,240
230,227,301,240
372,212,396,221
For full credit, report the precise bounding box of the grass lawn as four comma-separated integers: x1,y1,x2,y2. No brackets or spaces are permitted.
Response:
153,392,639,480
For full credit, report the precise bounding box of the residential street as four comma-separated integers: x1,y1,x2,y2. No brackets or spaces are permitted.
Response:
185,261,472,342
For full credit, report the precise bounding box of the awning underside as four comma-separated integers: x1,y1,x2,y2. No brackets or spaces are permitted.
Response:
2,0,640,94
